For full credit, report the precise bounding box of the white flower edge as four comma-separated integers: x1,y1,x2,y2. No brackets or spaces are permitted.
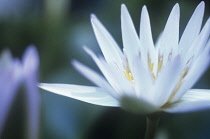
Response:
39,82,161,114
39,83,210,113
40,60,210,114
165,89,210,113
39,83,120,107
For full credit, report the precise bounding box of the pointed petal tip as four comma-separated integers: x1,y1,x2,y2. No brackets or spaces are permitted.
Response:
174,3,179,7
121,4,126,8
82,45,88,51
173,3,180,12
142,5,147,10
72,60,85,71
90,16,95,24
195,1,205,13
90,13,96,19
121,4,128,13
71,59,80,69
71,59,78,65
83,47,92,55
171,3,180,14
71,60,81,72
90,14,99,25
141,5,149,16
199,1,205,6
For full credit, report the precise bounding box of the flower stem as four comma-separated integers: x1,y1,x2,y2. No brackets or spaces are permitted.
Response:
144,112,161,139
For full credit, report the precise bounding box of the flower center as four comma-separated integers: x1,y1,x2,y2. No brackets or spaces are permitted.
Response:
148,54,163,79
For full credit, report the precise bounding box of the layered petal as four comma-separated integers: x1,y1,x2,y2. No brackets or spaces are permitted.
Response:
171,41,210,102
182,18,210,64
165,89,210,113
91,14,124,65
132,55,153,101
139,6,156,65
121,4,141,73
151,55,182,106
179,2,205,55
84,47,123,94
72,60,119,99
84,47,134,96
158,4,180,66
39,83,119,107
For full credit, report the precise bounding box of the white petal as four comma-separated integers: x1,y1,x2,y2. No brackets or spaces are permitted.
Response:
39,83,119,107
158,4,180,65
171,44,210,102
179,2,205,55
165,89,210,113
121,4,151,90
84,47,133,96
91,14,124,64
99,59,134,96
121,4,141,70
151,55,182,106
72,60,119,99
84,47,122,93
139,6,156,63
132,55,153,100
183,18,210,63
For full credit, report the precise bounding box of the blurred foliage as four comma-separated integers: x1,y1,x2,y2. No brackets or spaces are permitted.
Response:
0,0,209,139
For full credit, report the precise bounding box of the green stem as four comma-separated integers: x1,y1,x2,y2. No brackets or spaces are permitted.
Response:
144,113,161,139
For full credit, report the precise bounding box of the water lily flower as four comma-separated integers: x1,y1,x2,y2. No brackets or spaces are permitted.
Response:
0,46,39,139
40,2,210,115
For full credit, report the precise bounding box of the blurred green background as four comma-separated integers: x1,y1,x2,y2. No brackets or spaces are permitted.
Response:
0,0,209,139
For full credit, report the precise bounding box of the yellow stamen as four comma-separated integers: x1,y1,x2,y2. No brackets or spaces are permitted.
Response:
124,69,134,84
166,67,189,103
148,54,154,72
148,54,155,79
124,70,133,81
157,55,163,73
152,73,156,79
124,57,134,84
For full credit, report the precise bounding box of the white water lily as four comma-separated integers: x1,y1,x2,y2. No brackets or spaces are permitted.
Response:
40,2,210,114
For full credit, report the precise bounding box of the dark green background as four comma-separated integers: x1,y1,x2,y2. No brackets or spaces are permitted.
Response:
1,0,209,138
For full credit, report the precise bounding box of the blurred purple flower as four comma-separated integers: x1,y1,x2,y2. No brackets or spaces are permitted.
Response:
0,46,39,139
